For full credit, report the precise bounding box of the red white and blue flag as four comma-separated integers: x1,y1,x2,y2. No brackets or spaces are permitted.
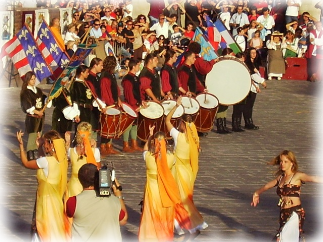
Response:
1,25,52,84
36,20,70,68
205,15,221,51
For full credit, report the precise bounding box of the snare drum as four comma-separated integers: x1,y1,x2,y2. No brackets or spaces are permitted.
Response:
195,93,219,132
118,103,138,137
205,56,251,105
100,107,121,138
181,96,200,122
161,100,184,139
137,101,164,141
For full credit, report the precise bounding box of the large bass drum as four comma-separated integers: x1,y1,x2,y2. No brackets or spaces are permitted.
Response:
205,56,251,106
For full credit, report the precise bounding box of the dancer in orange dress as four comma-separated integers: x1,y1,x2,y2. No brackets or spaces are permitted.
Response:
138,126,191,241
165,96,208,234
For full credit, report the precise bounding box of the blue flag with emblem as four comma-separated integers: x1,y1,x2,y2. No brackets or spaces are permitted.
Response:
193,27,218,61
36,20,70,68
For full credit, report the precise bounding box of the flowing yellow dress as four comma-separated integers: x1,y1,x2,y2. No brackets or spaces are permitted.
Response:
138,150,176,242
36,139,70,242
173,126,208,232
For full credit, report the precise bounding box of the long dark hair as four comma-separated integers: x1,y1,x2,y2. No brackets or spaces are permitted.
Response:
20,71,35,95
245,47,261,72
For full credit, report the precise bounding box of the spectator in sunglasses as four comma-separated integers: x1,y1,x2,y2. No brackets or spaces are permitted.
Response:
90,19,103,40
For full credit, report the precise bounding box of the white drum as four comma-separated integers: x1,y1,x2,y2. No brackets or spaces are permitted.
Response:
181,96,200,115
195,93,219,132
161,100,184,139
205,56,251,105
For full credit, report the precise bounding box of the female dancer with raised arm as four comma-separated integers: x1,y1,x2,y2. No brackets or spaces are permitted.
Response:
16,130,70,241
165,96,208,234
251,150,323,241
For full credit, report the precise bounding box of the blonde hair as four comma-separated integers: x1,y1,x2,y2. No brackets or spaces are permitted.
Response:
75,122,92,144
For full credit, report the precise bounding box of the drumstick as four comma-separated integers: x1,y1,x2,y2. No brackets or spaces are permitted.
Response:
187,87,193,108
204,93,207,104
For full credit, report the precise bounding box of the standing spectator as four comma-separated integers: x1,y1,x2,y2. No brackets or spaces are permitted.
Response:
136,14,149,32
150,14,170,39
147,0,165,26
266,31,287,80
183,22,195,39
50,17,65,51
101,7,115,26
315,0,323,24
123,0,133,18
285,0,301,25
299,12,316,37
164,0,185,27
66,163,128,242
132,21,144,61
256,7,275,42
218,3,232,30
184,0,200,27
229,5,250,36
234,27,247,51
271,0,287,33
306,21,323,82
248,6,259,22
64,23,80,52
251,0,268,15
90,19,103,40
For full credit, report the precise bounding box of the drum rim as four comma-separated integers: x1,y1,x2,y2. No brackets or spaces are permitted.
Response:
181,96,200,114
139,100,164,118
121,102,138,118
195,93,219,108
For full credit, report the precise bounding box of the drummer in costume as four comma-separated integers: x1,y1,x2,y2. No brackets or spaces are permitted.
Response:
165,96,208,234
243,47,267,130
121,58,144,153
139,52,165,103
100,56,123,155
177,50,206,97
52,86,80,138
215,48,234,134
160,49,180,100
187,41,217,88
86,57,104,143
20,71,50,160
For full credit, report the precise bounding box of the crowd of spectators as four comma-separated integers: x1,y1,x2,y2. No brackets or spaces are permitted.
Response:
26,0,323,80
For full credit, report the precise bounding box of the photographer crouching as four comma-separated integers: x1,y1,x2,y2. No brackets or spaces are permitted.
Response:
66,163,128,242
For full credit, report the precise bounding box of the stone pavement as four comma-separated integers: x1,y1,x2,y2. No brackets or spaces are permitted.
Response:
0,78,323,242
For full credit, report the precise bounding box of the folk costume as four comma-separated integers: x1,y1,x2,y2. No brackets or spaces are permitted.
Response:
20,85,47,156
170,123,208,233
35,138,70,242
121,72,143,152
138,138,191,241
52,87,79,137
70,77,94,124
160,63,179,98
305,26,323,81
139,66,162,101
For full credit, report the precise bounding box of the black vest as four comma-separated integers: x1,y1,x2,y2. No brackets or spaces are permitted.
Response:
122,73,141,105
179,64,197,94
139,67,161,100
161,64,179,94
101,71,118,102
87,72,101,98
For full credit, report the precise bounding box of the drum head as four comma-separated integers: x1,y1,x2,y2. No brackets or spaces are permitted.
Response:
140,101,164,119
161,100,184,118
122,103,138,118
106,108,121,115
196,93,219,109
205,57,251,105
181,97,200,115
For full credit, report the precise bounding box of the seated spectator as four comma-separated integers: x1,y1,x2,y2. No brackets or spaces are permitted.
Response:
150,14,170,39
283,30,299,58
170,25,184,46
256,7,275,42
101,7,115,26
183,22,195,39
248,6,259,22
64,23,80,52
90,19,103,40
286,20,299,34
136,14,150,32
234,27,246,52
66,40,75,58
299,12,316,37
295,28,307,57
249,30,264,52
247,20,264,42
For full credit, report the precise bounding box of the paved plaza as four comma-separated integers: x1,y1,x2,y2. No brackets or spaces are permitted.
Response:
0,77,323,242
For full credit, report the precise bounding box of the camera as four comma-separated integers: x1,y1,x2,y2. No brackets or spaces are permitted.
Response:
94,163,116,197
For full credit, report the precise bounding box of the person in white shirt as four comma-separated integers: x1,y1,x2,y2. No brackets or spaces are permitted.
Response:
285,0,301,24
218,4,232,30
256,7,275,41
234,27,246,51
229,5,249,36
90,19,103,39
150,14,170,38
64,23,80,52
101,7,115,25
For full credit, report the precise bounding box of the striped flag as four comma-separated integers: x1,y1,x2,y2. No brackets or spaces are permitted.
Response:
205,16,221,51
193,27,218,61
0,25,52,84
36,20,70,68
214,19,242,54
